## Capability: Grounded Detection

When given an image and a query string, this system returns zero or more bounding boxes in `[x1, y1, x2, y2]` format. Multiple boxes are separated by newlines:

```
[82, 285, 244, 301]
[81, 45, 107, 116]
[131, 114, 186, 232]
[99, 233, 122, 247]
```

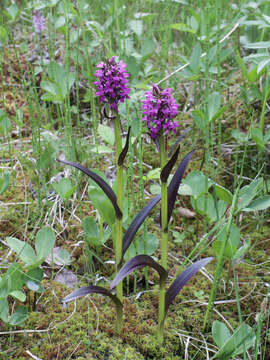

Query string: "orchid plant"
[59, 57, 213, 341]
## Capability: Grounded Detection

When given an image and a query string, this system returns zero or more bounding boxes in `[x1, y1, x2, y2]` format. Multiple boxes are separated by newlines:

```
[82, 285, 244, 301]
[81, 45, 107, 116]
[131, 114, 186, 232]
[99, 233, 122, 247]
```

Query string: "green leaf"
[35, 227, 56, 262]
[9, 306, 28, 326]
[232, 238, 250, 261]
[192, 193, 226, 223]
[212, 321, 231, 348]
[264, 128, 270, 142]
[5, 4, 20, 21]
[138, 233, 159, 255]
[208, 92, 221, 122]
[251, 127, 265, 150]
[10, 290, 26, 302]
[88, 186, 116, 226]
[244, 41, 270, 49]
[125, 233, 159, 260]
[0, 298, 9, 323]
[238, 178, 263, 211]
[52, 178, 76, 201]
[212, 223, 240, 259]
[0, 171, 10, 195]
[125, 56, 139, 77]
[0, 26, 8, 45]
[183, 171, 210, 199]
[54, 249, 71, 265]
[6, 237, 36, 266]
[144, 168, 161, 181]
[0, 110, 11, 136]
[0, 263, 24, 298]
[178, 184, 193, 196]
[257, 58, 270, 73]
[82, 217, 100, 247]
[169, 23, 195, 33]
[150, 183, 161, 195]
[189, 43, 202, 72]
[40, 80, 58, 96]
[213, 184, 233, 204]
[98, 124, 115, 145]
[243, 195, 270, 211]
[24, 268, 43, 288]
[192, 109, 206, 131]
[214, 323, 255, 359]
[141, 38, 155, 57]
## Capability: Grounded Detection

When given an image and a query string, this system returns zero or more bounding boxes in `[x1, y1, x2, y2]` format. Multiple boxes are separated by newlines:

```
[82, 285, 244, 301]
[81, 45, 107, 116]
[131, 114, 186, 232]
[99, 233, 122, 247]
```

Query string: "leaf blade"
[165, 257, 213, 314]
[62, 285, 122, 318]
[121, 194, 161, 262]
[118, 126, 131, 166]
[111, 255, 167, 290]
[58, 159, 122, 219]
[167, 150, 194, 222]
[160, 146, 180, 183]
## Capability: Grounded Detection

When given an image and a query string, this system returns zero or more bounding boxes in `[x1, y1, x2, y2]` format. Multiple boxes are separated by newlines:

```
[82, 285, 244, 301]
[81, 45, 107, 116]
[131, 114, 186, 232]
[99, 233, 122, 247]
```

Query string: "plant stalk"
[158, 133, 168, 342]
[113, 116, 123, 332]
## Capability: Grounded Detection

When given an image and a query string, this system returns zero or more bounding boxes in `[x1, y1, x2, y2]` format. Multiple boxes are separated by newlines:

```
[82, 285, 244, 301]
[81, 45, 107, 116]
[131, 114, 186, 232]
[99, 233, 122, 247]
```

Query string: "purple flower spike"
[142, 85, 179, 140]
[33, 10, 45, 35]
[94, 57, 130, 113]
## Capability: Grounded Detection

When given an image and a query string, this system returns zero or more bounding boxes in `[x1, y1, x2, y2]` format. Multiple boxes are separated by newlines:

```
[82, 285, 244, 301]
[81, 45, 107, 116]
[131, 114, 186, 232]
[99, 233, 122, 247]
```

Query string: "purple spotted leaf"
[167, 150, 194, 222]
[62, 285, 122, 318]
[111, 255, 168, 290]
[160, 146, 180, 183]
[57, 159, 122, 219]
[165, 257, 213, 314]
[121, 194, 161, 263]
[118, 126, 131, 166]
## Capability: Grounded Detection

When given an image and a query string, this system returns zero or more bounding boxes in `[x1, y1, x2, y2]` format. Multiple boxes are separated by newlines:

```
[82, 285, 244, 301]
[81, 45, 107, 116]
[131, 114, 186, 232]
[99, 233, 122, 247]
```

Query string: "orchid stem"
[158, 133, 168, 342]
[113, 115, 123, 332]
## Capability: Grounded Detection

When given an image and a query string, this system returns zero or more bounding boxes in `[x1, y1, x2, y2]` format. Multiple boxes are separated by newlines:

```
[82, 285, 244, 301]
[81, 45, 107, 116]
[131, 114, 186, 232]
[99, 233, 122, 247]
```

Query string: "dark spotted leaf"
[118, 126, 131, 166]
[121, 194, 161, 262]
[57, 159, 122, 219]
[62, 285, 122, 318]
[165, 257, 213, 314]
[160, 146, 180, 183]
[111, 255, 167, 289]
[167, 150, 194, 222]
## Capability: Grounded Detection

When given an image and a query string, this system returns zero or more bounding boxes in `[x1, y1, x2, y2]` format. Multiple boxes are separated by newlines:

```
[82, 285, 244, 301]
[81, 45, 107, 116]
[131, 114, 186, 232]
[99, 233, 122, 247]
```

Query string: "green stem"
[158, 133, 168, 342]
[113, 116, 123, 332]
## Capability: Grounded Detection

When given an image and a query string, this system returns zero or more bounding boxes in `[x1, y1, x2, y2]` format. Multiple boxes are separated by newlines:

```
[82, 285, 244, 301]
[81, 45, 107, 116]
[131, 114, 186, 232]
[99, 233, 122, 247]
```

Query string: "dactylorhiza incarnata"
[94, 57, 130, 114]
[142, 84, 179, 141]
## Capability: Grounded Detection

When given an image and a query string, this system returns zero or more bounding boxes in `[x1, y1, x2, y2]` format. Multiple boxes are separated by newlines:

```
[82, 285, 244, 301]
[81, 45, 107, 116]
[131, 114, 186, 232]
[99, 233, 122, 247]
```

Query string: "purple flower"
[33, 10, 45, 35]
[142, 85, 179, 140]
[94, 57, 130, 113]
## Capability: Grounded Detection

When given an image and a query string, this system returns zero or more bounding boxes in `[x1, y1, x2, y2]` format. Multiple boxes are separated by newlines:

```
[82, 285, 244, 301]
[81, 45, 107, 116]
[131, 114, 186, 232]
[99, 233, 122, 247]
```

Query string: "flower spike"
[142, 85, 179, 140]
[94, 57, 130, 113]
